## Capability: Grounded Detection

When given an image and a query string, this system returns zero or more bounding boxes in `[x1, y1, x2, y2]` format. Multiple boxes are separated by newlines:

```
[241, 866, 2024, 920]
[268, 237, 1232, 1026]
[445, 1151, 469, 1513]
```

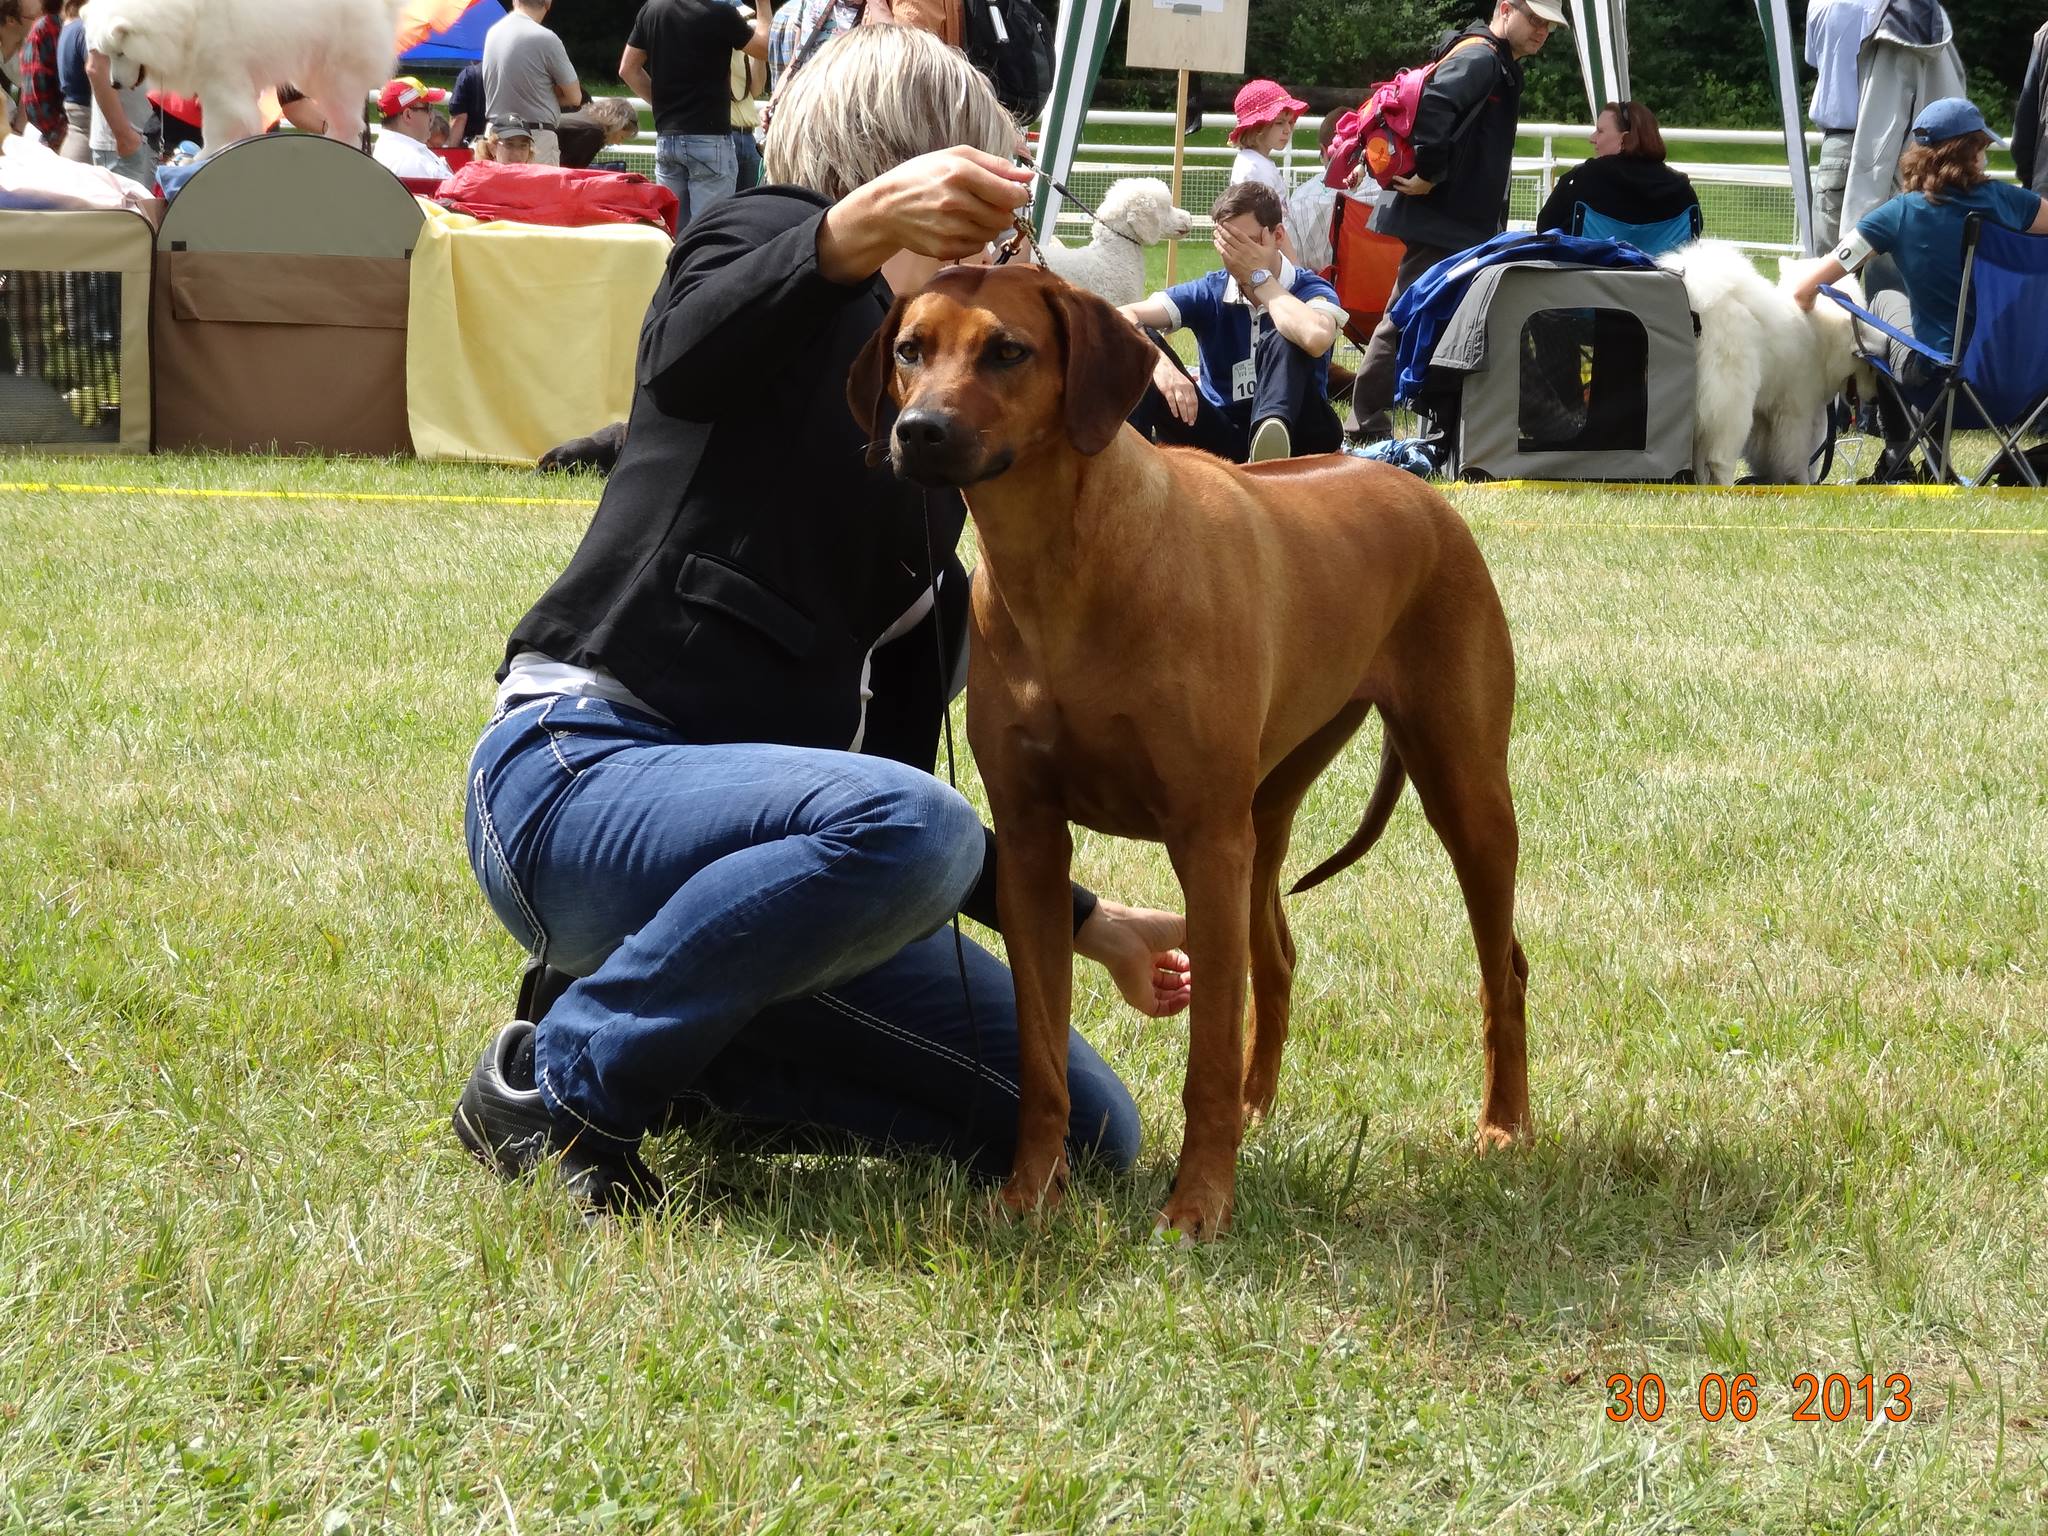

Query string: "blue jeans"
[655, 132, 738, 232]
[731, 127, 761, 191]
[464, 695, 1141, 1174]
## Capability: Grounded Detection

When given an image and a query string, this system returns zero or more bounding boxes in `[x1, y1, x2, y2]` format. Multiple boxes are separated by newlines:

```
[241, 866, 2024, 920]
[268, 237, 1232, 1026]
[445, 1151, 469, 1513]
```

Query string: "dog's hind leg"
[1244, 702, 1371, 1123]
[1379, 599, 1530, 1150]
[1391, 706, 1530, 1150]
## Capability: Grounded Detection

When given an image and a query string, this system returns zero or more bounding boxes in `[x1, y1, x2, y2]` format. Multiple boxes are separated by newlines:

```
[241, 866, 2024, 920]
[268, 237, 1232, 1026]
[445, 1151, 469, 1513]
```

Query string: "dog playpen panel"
[153, 136, 423, 454]
[0, 209, 156, 454]
[1426, 263, 1696, 482]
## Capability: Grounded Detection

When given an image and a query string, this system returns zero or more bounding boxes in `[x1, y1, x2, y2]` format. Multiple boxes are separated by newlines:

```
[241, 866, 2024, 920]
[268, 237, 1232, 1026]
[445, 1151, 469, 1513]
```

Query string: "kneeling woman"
[453, 27, 1192, 1213]
[1536, 98, 1701, 243]
[1793, 97, 2047, 480]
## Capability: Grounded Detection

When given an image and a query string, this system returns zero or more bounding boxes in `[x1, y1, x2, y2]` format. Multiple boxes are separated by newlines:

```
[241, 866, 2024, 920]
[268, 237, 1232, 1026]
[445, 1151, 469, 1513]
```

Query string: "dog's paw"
[1155, 1174, 1233, 1243]
[1241, 1080, 1279, 1128]
[998, 1156, 1068, 1224]
[1473, 1117, 1529, 1154]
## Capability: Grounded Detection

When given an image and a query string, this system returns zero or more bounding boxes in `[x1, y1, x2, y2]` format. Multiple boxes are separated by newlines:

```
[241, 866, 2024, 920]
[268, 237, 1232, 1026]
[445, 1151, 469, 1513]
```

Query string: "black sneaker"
[452, 1021, 665, 1216]
[1858, 447, 1930, 485]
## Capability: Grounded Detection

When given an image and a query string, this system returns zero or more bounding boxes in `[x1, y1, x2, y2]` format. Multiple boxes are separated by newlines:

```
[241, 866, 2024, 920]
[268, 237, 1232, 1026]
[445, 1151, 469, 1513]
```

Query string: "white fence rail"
[595, 107, 2002, 259]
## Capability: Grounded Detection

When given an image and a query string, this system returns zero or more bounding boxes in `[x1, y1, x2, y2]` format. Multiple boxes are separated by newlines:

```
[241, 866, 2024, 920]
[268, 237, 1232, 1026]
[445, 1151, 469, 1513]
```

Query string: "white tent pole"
[1567, 0, 1628, 119]
[1033, 0, 1124, 235]
[1757, 0, 1817, 255]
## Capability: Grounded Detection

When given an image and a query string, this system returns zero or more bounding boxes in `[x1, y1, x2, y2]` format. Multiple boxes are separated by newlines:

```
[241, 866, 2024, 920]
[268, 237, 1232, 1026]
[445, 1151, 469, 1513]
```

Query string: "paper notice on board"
[1156, 0, 1224, 12]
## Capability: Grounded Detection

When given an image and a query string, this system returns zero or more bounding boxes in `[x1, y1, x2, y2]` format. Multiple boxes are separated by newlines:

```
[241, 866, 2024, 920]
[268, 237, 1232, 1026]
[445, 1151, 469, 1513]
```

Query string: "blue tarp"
[399, 0, 503, 67]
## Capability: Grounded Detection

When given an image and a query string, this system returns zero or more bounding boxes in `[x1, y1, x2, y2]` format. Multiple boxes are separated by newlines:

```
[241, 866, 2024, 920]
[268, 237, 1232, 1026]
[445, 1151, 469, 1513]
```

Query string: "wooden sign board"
[1126, 0, 1250, 75]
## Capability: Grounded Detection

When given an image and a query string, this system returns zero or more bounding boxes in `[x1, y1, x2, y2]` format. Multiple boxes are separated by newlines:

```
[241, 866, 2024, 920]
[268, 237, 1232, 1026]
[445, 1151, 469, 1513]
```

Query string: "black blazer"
[505, 185, 961, 763]
[501, 185, 1089, 932]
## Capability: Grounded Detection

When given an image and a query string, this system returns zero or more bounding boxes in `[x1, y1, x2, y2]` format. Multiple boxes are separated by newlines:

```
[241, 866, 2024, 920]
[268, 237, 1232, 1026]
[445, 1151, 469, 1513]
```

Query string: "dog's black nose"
[895, 409, 956, 451]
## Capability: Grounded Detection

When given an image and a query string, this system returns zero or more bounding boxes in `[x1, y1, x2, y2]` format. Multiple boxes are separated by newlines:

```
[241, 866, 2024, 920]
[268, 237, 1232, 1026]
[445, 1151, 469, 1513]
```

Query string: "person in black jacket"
[2017, 21, 2048, 198]
[1351, 0, 1565, 438]
[1534, 99, 1702, 241]
[452, 25, 1191, 1216]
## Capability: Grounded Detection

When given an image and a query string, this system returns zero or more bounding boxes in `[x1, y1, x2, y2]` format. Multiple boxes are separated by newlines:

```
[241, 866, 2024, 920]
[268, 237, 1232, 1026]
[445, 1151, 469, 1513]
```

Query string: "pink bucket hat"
[1229, 79, 1308, 144]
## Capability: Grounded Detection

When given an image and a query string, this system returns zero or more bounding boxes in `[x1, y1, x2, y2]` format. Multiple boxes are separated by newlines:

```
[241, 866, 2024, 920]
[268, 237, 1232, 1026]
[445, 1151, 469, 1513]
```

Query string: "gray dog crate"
[1422, 262, 1697, 482]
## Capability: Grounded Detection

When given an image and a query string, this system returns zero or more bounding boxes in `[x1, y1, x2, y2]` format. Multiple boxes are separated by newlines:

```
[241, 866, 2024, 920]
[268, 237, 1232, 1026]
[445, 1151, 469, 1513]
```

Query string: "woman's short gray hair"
[765, 25, 1018, 202]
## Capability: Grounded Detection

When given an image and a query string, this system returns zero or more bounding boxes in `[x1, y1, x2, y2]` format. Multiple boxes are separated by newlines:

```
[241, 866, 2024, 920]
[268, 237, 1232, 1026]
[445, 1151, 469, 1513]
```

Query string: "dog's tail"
[1289, 730, 1406, 895]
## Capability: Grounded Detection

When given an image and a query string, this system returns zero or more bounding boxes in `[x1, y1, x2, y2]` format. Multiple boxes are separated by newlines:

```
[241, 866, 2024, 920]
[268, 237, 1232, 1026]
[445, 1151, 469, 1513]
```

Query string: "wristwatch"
[1247, 267, 1276, 293]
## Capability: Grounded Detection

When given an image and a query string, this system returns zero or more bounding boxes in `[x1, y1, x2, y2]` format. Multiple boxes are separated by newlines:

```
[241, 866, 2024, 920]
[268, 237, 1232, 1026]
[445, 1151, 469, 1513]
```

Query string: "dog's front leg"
[991, 809, 1076, 1222]
[1160, 814, 1256, 1240]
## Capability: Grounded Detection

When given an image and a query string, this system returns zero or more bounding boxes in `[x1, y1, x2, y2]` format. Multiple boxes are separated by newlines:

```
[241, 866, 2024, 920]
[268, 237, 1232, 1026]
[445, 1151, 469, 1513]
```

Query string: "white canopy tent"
[1031, 0, 1819, 255]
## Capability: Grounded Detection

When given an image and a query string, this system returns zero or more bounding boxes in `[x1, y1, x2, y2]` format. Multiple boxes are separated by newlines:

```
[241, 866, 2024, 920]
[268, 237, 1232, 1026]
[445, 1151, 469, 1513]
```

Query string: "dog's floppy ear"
[1048, 279, 1158, 456]
[847, 294, 912, 467]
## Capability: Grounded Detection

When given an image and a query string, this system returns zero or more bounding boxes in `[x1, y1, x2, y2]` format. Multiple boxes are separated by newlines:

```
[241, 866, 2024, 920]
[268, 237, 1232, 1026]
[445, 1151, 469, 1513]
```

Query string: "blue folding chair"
[1821, 213, 2048, 487]
[1570, 202, 1703, 258]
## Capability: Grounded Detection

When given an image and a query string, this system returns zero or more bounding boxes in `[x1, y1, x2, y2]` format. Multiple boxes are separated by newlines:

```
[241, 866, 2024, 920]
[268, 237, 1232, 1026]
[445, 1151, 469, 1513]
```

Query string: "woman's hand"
[819, 147, 1034, 284]
[1075, 899, 1192, 1018]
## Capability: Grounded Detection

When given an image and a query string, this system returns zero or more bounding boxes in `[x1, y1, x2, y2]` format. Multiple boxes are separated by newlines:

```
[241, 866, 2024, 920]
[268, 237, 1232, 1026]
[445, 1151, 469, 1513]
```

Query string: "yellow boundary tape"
[1472, 517, 2045, 537]
[0, 480, 598, 509]
[1456, 478, 2046, 498]
[2, 478, 2041, 537]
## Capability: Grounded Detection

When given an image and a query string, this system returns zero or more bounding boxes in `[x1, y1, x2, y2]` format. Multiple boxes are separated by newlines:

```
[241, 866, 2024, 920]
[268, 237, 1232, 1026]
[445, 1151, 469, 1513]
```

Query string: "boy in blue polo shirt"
[1119, 181, 1348, 463]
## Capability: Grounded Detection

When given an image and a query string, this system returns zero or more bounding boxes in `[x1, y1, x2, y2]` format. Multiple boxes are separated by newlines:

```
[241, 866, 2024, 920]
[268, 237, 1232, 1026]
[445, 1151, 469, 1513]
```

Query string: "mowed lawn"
[1, 454, 2043, 1533]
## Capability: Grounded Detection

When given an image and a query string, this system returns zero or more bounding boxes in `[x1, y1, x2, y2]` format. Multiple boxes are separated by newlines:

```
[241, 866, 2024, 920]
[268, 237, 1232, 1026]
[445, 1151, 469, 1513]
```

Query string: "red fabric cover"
[435, 162, 680, 237]
[1329, 201, 1404, 347]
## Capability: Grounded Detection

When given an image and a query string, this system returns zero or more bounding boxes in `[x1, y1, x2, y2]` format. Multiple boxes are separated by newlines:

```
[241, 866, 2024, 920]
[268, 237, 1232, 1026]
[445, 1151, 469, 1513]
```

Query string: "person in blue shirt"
[1119, 181, 1348, 463]
[55, 0, 92, 163]
[1793, 97, 2048, 481]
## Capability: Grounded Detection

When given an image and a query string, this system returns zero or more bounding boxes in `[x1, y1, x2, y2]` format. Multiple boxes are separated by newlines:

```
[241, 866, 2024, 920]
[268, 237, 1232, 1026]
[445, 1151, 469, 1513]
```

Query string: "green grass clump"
[0, 454, 2043, 1532]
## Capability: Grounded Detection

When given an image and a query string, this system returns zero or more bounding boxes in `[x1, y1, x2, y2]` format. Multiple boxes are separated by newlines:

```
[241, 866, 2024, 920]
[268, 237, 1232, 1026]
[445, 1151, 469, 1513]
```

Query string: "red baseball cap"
[376, 78, 447, 120]
[1229, 80, 1308, 144]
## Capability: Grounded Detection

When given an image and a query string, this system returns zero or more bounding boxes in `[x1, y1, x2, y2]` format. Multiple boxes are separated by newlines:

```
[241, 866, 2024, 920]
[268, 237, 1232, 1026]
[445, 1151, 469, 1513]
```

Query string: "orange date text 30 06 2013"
[1603, 1372, 1915, 1424]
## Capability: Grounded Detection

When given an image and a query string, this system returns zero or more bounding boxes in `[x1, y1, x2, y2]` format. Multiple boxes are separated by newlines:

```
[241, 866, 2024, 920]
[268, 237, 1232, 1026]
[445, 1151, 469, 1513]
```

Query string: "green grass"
[2, 453, 2046, 1532]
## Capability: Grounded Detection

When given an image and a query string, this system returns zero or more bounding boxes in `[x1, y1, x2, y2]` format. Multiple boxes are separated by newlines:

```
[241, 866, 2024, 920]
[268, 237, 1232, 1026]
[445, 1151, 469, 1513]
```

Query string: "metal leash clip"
[991, 214, 1037, 266]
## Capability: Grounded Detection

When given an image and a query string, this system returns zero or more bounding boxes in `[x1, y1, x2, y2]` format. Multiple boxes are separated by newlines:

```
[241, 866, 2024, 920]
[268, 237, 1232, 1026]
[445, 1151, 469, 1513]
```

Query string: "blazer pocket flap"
[676, 554, 815, 657]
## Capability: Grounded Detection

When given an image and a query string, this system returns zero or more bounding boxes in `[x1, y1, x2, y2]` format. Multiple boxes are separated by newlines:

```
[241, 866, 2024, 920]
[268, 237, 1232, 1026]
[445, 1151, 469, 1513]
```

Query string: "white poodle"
[1659, 240, 1872, 485]
[1037, 177, 1193, 310]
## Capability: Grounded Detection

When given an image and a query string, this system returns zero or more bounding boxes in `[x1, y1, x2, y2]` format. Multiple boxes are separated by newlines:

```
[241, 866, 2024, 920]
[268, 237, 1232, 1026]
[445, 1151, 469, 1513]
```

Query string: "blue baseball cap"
[1910, 97, 2004, 148]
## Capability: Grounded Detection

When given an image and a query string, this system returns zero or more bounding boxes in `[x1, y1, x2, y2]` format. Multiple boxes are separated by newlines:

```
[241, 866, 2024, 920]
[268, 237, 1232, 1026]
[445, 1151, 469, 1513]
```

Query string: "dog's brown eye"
[895, 339, 921, 365]
[993, 341, 1030, 366]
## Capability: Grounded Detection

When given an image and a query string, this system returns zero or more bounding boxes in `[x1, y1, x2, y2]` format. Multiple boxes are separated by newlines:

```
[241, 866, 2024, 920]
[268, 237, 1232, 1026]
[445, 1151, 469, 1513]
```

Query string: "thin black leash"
[1054, 179, 1145, 248]
[1002, 160, 1144, 257]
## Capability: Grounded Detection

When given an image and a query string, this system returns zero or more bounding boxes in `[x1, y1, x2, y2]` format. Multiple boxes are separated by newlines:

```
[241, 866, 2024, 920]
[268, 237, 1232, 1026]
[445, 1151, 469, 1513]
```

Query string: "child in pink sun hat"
[1228, 78, 1309, 199]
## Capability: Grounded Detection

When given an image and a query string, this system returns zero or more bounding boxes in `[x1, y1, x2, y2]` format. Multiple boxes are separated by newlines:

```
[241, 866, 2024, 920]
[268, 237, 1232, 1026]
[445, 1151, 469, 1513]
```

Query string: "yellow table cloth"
[406, 203, 671, 463]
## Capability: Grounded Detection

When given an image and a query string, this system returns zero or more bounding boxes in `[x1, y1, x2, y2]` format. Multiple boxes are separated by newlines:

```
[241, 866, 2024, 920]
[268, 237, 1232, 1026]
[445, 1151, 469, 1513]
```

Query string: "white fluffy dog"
[85, 0, 408, 156]
[1037, 178, 1194, 310]
[1659, 240, 1871, 485]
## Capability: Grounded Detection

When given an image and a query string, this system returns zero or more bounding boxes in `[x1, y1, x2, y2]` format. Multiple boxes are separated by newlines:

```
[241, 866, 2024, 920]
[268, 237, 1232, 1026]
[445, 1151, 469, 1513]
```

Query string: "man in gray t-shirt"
[482, 0, 583, 165]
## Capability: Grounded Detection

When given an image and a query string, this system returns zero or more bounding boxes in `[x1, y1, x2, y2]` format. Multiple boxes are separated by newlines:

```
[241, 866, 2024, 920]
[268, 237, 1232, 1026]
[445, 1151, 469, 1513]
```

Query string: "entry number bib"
[1231, 357, 1257, 403]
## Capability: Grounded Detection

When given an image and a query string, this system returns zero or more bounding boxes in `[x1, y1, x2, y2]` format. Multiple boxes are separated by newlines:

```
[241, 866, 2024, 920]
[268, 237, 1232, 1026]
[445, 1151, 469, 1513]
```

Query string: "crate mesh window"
[1, 269, 124, 446]
[1516, 306, 1648, 453]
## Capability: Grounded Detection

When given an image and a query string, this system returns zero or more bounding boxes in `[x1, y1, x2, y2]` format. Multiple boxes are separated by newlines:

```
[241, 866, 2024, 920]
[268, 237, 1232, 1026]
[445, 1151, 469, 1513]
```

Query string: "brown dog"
[849, 264, 1529, 1239]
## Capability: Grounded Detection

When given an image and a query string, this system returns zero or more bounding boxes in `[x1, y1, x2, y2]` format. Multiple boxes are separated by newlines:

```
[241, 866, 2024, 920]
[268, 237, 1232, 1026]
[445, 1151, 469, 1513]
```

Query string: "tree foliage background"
[550, 0, 2041, 129]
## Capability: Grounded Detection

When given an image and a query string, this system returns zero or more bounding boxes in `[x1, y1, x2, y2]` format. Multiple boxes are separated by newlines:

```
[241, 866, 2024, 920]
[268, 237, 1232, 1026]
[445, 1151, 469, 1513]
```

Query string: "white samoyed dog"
[1658, 239, 1873, 486]
[85, 0, 409, 156]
